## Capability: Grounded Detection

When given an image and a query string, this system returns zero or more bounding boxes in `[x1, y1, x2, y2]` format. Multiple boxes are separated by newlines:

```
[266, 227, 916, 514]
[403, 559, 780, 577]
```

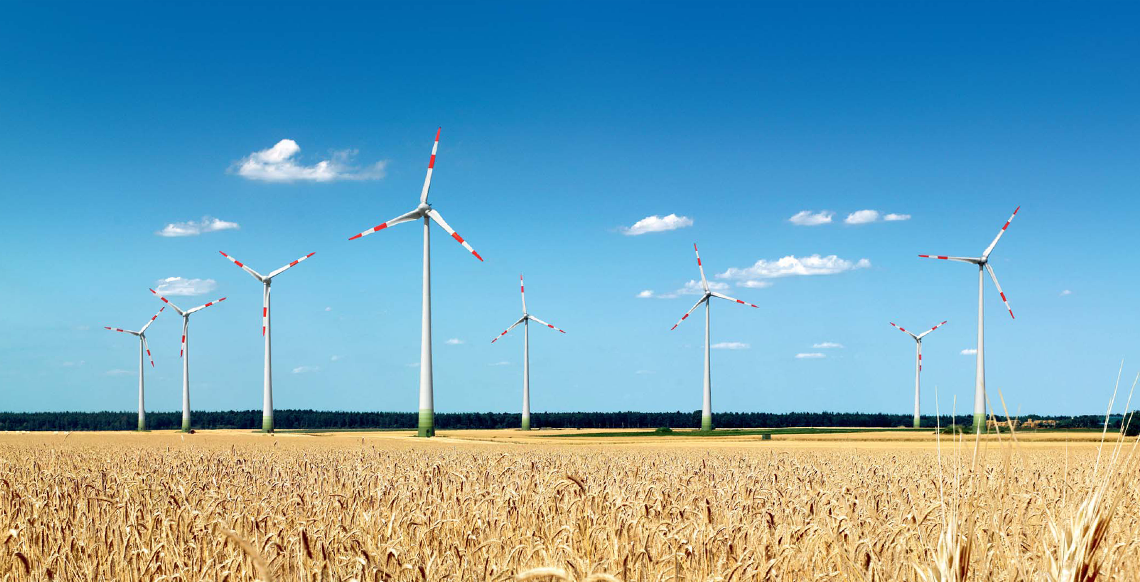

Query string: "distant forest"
[0, 410, 1133, 432]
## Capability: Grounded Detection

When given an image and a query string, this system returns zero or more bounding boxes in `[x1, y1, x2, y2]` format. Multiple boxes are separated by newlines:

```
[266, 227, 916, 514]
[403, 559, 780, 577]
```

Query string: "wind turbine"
[491, 275, 566, 430]
[669, 244, 759, 431]
[104, 304, 165, 431]
[919, 206, 1019, 432]
[348, 128, 483, 438]
[149, 288, 227, 432]
[889, 320, 947, 428]
[218, 250, 316, 432]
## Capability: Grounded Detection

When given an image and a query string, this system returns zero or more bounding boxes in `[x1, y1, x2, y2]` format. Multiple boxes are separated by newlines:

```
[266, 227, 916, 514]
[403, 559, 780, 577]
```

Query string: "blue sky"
[2, 2, 1138, 416]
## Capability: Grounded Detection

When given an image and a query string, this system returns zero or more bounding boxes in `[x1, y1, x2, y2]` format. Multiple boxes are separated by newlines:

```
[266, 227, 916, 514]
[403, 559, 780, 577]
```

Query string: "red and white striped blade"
[710, 291, 759, 309]
[889, 322, 918, 339]
[427, 209, 483, 261]
[187, 296, 227, 315]
[149, 288, 185, 316]
[670, 296, 707, 330]
[491, 316, 527, 343]
[982, 206, 1020, 260]
[519, 274, 527, 314]
[348, 209, 421, 241]
[139, 305, 166, 334]
[693, 243, 709, 292]
[143, 336, 155, 367]
[917, 254, 979, 263]
[420, 127, 440, 205]
[267, 252, 316, 279]
[528, 315, 565, 334]
[262, 287, 269, 336]
[104, 326, 136, 335]
[219, 251, 265, 281]
[985, 263, 1015, 319]
[916, 320, 948, 339]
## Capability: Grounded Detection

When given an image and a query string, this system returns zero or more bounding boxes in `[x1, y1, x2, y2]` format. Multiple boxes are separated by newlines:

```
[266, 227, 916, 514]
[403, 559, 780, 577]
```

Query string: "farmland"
[0, 429, 1136, 581]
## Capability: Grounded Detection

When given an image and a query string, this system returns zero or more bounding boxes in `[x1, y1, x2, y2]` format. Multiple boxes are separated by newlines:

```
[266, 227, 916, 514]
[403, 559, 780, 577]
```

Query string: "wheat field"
[0, 430, 1136, 581]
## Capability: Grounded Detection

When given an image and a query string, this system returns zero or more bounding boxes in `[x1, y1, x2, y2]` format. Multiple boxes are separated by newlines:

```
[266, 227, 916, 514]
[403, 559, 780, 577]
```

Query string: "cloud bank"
[233, 139, 387, 183]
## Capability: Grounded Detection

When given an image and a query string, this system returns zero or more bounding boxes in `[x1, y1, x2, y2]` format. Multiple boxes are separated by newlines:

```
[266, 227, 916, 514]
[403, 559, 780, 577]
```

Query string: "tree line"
[0, 410, 1132, 432]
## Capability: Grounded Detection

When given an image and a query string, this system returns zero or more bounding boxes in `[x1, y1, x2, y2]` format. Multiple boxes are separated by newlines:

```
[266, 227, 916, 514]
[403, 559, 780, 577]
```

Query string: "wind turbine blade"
[491, 316, 527, 343]
[981, 206, 1021, 260]
[917, 255, 979, 264]
[889, 322, 919, 340]
[104, 326, 137, 335]
[143, 336, 155, 367]
[420, 127, 440, 205]
[186, 296, 227, 315]
[348, 209, 422, 241]
[985, 263, 1015, 319]
[267, 252, 316, 279]
[149, 289, 186, 316]
[139, 305, 166, 334]
[693, 244, 709, 292]
[427, 209, 483, 261]
[219, 252, 266, 281]
[519, 274, 527, 314]
[710, 291, 759, 308]
[670, 296, 708, 330]
[527, 315, 566, 334]
[916, 320, 948, 339]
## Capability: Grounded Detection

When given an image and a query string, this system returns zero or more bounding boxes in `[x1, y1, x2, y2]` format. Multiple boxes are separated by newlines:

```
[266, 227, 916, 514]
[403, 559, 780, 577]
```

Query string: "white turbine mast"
[918, 205, 1019, 432]
[348, 128, 483, 438]
[218, 250, 316, 432]
[491, 274, 566, 431]
[669, 243, 759, 431]
[889, 320, 947, 428]
[149, 288, 227, 432]
[104, 304, 165, 431]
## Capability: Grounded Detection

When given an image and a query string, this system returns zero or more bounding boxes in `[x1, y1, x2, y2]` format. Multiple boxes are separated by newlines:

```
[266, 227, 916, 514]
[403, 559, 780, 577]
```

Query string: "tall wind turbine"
[919, 206, 1019, 432]
[104, 304, 165, 431]
[889, 320, 947, 428]
[149, 288, 227, 432]
[348, 128, 483, 438]
[669, 244, 759, 431]
[491, 275, 566, 430]
[218, 250, 316, 432]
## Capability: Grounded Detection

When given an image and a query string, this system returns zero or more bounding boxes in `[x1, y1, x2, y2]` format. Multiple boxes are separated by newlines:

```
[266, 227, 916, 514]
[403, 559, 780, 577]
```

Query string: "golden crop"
[0, 430, 1136, 581]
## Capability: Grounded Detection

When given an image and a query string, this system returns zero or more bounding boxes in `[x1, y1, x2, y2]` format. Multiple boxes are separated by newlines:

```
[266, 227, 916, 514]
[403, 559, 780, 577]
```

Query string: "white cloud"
[489, 361, 510, 366]
[292, 366, 319, 374]
[330, 355, 342, 362]
[795, 353, 826, 359]
[711, 342, 749, 350]
[153, 277, 218, 296]
[621, 214, 693, 236]
[156, 216, 240, 237]
[635, 370, 655, 375]
[105, 369, 134, 376]
[717, 255, 871, 281]
[1060, 289, 1072, 296]
[639, 280, 729, 299]
[844, 210, 880, 224]
[445, 338, 464, 345]
[324, 307, 332, 312]
[738, 280, 772, 289]
[961, 349, 978, 355]
[789, 210, 834, 226]
[232, 139, 387, 183]
[883, 213, 911, 221]
[813, 342, 844, 349]
[406, 362, 420, 368]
